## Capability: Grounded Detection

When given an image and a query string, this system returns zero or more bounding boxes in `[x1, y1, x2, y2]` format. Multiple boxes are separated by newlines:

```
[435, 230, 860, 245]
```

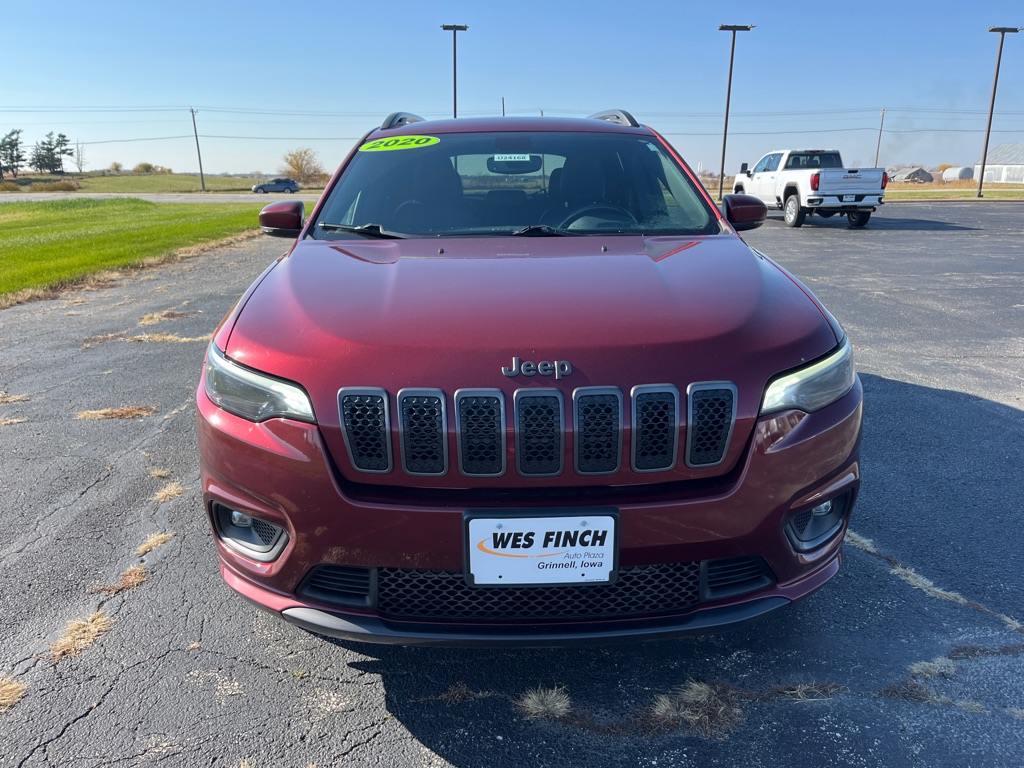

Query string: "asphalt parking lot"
[1, 202, 1022, 767]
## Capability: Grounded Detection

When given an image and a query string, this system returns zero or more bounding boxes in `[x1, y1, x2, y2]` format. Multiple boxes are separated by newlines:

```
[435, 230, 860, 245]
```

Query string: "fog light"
[785, 493, 849, 552]
[810, 500, 833, 517]
[212, 502, 288, 562]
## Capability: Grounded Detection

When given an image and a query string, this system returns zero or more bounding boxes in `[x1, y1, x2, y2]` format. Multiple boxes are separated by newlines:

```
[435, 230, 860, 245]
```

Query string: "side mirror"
[259, 200, 305, 238]
[739, 162, 750, 176]
[722, 194, 766, 232]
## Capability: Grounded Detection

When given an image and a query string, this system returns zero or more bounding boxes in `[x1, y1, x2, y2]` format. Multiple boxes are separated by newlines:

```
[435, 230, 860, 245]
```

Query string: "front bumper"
[197, 378, 862, 645]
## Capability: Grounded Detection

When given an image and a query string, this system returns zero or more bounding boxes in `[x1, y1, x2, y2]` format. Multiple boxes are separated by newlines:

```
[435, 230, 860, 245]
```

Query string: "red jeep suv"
[197, 110, 862, 645]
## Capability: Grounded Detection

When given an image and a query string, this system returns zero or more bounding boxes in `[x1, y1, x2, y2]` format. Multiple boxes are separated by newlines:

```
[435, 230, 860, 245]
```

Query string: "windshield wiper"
[317, 222, 406, 239]
[510, 224, 576, 237]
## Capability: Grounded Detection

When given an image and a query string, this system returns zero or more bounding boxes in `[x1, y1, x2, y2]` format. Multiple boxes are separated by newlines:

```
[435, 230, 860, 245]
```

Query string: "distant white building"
[974, 143, 1024, 184]
[942, 166, 973, 182]
[889, 167, 933, 183]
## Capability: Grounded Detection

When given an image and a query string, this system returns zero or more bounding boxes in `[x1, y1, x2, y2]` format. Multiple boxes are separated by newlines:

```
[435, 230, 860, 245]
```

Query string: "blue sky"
[4, 0, 1023, 175]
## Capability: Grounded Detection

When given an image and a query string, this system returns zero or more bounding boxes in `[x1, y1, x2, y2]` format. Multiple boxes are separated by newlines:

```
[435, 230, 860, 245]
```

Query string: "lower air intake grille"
[704, 556, 772, 599]
[298, 565, 374, 608]
[377, 562, 701, 621]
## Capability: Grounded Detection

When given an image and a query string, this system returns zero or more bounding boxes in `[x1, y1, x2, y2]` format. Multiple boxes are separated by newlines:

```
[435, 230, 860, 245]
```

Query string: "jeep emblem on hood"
[502, 356, 573, 380]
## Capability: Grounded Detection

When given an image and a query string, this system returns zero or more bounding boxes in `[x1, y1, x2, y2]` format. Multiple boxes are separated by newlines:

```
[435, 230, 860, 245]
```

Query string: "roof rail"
[587, 109, 639, 128]
[380, 112, 426, 130]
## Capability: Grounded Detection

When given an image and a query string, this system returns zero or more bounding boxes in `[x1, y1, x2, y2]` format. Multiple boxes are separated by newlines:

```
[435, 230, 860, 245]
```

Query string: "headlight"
[204, 343, 315, 423]
[760, 339, 856, 415]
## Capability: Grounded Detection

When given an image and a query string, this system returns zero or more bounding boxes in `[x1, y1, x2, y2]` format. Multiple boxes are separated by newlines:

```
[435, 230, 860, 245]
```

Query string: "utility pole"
[978, 27, 1022, 197]
[190, 108, 206, 192]
[440, 24, 468, 119]
[874, 108, 886, 167]
[718, 24, 754, 201]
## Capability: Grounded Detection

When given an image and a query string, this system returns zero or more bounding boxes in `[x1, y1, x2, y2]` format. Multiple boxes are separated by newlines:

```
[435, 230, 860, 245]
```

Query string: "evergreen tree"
[0, 129, 26, 179]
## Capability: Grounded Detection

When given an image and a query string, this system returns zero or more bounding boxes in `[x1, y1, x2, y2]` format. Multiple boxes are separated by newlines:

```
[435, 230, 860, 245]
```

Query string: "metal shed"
[941, 167, 974, 182]
[974, 143, 1024, 184]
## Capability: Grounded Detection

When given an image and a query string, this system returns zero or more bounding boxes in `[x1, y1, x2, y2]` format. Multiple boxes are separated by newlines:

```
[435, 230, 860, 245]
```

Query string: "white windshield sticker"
[493, 153, 531, 162]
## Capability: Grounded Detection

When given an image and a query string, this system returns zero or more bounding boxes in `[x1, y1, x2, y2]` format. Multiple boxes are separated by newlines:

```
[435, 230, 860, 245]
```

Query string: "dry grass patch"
[47, 612, 113, 661]
[137, 532, 174, 555]
[844, 530, 877, 554]
[651, 681, 746, 739]
[148, 467, 171, 479]
[0, 677, 28, 712]
[0, 418, 27, 427]
[891, 566, 970, 606]
[516, 685, 572, 721]
[139, 309, 200, 326]
[763, 682, 845, 702]
[417, 682, 495, 706]
[909, 658, 956, 679]
[1008, 707, 1024, 721]
[954, 700, 987, 714]
[0, 391, 30, 404]
[125, 332, 211, 343]
[151, 482, 184, 503]
[90, 565, 147, 596]
[76, 406, 158, 420]
[877, 678, 937, 704]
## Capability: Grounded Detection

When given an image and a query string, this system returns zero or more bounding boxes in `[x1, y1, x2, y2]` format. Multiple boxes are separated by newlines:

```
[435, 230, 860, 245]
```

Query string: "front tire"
[784, 195, 806, 227]
[847, 211, 871, 227]
[255, 188, 266, 194]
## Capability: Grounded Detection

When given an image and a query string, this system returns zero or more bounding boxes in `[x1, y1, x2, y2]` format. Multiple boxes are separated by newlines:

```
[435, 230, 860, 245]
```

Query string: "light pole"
[977, 26, 1022, 197]
[718, 24, 754, 200]
[441, 24, 468, 119]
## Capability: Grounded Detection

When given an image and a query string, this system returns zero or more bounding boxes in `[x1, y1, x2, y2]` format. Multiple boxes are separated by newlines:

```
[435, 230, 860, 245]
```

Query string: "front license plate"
[842, 194, 856, 202]
[466, 514, 617, 586]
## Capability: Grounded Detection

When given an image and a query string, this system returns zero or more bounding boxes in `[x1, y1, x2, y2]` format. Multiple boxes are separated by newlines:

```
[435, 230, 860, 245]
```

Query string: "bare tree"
[72, 141, 88, 173]
[280, 148, 327, 185]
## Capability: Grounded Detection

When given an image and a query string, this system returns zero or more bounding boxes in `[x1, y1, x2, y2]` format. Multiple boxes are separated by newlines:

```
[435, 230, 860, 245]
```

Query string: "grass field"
[0, 172, 325, 194]
[0, 198, 261, 299]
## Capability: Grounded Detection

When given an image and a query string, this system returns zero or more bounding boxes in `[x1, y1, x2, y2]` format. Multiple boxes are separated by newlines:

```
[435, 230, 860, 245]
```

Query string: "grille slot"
[298, 565, 374, 608]
[398, 389, 447, 475]
[514, 390, 563, 476]
[455, 390, 506, 476]
[574, 389, 623, 474]
[631, 386, 679, 472]
[687, 384, 737, 468]
[339, 388, 391, 473]
[703, 556, 772, 599]
[376, 562, 701, 621]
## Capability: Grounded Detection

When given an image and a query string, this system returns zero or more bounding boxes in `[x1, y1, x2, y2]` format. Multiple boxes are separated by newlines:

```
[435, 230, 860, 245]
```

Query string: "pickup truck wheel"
[734, 186, 744, 194]
[817, 210, 836, 219]
[783, 195, 806, 227]
[847, 211, 871, 227]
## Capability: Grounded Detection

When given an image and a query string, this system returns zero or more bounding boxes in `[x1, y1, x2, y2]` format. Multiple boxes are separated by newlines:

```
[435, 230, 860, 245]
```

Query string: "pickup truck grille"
[337, 383, 736, 478]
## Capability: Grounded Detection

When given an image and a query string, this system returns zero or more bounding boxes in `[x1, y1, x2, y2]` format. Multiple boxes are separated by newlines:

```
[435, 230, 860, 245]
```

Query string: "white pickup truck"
[733, 149, 887, 228]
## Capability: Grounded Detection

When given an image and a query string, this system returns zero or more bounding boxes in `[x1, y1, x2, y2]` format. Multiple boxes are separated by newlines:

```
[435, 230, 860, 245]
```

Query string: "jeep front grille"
[338, 383, 737, 478]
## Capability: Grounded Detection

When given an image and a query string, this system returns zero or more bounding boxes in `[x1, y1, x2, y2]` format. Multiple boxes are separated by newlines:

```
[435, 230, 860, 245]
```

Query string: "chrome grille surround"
[513, 389, 564, 477]
[573, 387, 624, 475]
[685, 382, 738, 468]
[338, 387, 392, 473]
[454, 389, 506, 477]
[397, 388, 448, 476]
[630, 384, 680, 473]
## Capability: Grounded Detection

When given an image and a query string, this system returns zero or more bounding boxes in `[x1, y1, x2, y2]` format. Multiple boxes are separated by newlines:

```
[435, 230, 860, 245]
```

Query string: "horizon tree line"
[1, 129, 88, 179]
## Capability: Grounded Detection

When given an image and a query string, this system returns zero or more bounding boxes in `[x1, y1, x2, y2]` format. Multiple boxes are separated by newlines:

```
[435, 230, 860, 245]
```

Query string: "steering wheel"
[558, 204, 638, 229]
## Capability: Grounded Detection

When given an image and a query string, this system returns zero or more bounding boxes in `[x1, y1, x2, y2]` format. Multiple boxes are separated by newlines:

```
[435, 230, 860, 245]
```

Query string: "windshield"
[313, 131, 718, 238]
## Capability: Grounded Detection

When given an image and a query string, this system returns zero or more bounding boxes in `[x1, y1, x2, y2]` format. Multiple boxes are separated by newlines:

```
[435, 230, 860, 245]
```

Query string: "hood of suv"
[224, 235, 837, 486]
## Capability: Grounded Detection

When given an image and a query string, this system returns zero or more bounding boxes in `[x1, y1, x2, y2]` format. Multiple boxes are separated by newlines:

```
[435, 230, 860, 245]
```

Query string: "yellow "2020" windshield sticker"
[359, 135, 440, 152]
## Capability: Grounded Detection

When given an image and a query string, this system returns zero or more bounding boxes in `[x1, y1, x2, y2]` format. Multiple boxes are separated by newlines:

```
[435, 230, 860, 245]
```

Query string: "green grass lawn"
[1, 172, 325, 194]
[0, 198, 261, 297]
